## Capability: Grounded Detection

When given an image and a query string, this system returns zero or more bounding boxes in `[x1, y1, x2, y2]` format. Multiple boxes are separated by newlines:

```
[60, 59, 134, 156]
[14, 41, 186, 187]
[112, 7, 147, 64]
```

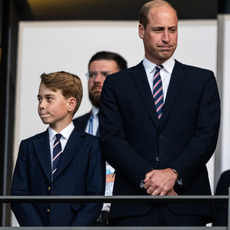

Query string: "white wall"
[216, 15, 230, 175]
[12, 20, 218, 225]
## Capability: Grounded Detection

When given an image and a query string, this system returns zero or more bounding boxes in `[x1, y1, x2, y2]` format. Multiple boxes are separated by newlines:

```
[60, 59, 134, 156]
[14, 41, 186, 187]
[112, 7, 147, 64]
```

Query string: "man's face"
[88, 59, 119, 108]
[139, 5, 178, 65]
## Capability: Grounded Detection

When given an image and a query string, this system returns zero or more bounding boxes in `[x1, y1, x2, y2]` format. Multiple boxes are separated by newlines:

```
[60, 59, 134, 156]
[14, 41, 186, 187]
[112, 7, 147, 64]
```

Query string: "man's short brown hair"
[139, 0, 177, 29]
[40, 71, 83, 116]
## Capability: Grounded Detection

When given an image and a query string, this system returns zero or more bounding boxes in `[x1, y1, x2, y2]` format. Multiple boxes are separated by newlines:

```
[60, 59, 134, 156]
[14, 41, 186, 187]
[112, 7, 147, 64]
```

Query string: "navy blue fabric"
[99, 60, 220, 225]
[11, 127, 105, 226]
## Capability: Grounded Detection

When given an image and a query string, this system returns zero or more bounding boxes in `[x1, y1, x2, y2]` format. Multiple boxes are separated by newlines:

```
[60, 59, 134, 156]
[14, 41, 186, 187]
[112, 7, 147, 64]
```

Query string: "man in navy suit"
[73, 51, 127, 225]
[11, 71, 105, 226]
[99, 0, 220, 226]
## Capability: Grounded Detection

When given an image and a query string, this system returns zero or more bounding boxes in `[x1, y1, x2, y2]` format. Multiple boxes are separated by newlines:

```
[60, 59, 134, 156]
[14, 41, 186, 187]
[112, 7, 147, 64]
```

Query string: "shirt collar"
[91, 105, 99, 117]
[48, 122, 74, 141]
[143, 56, 175, 75]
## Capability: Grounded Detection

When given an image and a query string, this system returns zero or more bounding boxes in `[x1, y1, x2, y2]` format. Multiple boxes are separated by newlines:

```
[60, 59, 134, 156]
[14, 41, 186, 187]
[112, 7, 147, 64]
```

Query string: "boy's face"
[37, 83, 74, 131]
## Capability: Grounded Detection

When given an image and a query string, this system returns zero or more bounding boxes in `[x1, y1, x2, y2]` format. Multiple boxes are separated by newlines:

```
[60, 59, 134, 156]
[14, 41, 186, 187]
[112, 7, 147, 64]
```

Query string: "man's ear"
[139, 23, 145, 39]
[67, 97, 77, 112]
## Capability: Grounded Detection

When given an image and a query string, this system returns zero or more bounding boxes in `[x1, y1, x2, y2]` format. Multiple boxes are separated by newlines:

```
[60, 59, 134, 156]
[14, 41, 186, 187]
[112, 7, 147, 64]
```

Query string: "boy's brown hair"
[40, 71, 83, 116]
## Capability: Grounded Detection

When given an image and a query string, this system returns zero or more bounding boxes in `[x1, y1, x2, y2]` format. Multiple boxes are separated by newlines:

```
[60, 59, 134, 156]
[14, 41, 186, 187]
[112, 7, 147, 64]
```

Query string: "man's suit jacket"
[213, 170, 230, 226]
[73, 113, 90, 131]
[11, 127, 105, 226]
[99, 60, 220, 223]
[73, 113, 100, 137]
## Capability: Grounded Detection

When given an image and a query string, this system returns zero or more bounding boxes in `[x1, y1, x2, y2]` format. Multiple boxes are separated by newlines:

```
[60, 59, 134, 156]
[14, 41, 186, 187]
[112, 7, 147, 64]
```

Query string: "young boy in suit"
[11, 71, 105, 226]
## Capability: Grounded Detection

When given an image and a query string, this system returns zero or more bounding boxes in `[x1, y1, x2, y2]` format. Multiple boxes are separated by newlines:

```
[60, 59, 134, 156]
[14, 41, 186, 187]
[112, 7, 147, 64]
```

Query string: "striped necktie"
[153, 65, 164, 120]
[52, 133, 62, 174]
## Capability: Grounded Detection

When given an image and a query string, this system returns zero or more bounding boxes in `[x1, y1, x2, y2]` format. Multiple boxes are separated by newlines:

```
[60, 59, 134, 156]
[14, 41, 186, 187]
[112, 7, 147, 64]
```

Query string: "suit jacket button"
[159, 135, 163, 140]
[48, 187, 51, 191]
[47, 209, 50, 212]
[156, 157, 160, 162]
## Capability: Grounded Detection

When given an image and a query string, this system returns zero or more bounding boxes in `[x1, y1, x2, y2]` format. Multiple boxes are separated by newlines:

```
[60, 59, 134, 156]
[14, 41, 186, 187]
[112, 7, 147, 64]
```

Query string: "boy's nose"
[39, 101, 45, 109]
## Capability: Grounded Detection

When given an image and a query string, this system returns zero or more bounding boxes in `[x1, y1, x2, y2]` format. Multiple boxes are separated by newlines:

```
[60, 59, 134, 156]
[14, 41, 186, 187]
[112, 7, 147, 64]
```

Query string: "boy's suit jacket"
[99, 60, 220, 223]
[11, 127, 105, 226]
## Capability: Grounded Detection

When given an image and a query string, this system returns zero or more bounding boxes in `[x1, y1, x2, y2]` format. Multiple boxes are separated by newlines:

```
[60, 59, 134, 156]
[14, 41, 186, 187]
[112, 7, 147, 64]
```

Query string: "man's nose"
[94, 73, 104, 82]
[162, 30, 170, 42]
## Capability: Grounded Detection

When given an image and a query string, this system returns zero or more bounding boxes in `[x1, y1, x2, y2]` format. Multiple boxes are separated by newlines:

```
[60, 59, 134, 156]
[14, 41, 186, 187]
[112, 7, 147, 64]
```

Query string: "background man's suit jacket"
[99, 60, 220, 223]
[73, 113, 100, 137]
[73, 113, 90, 131]
[11, 127, 105, 226]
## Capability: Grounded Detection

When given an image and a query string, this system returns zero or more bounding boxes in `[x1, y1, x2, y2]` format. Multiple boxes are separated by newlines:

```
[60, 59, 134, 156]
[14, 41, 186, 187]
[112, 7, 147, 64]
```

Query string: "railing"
[1, 194, 230, 230]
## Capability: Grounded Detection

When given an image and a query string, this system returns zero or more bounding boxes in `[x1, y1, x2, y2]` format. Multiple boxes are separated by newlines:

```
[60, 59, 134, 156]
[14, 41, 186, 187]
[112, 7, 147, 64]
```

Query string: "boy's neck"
[49, 119, 73, 133]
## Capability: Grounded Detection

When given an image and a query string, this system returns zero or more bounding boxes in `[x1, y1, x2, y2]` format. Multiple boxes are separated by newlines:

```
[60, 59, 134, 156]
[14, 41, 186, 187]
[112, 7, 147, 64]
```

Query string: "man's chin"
[92, 91, 101, 96]
[89, 92, 100, 108]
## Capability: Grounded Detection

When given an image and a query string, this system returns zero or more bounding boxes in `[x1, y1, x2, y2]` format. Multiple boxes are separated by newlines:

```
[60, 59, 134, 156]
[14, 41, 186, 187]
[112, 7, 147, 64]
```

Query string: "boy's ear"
[67, 97, 77, 112]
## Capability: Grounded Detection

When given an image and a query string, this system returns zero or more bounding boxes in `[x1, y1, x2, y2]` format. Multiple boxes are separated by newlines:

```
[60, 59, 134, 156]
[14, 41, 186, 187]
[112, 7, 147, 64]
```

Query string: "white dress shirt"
[48, 122, 74, 171]
[85, 105, 99, 136]
[143, 56, 175, 101]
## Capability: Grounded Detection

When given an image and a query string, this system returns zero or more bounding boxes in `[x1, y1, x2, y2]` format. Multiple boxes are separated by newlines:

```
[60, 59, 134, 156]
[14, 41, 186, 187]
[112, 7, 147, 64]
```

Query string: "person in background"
[73, 51, 127, 225]
[212, 170, 230, 226]
[11, 71, 105, 226]
[99, 0, 220, 226]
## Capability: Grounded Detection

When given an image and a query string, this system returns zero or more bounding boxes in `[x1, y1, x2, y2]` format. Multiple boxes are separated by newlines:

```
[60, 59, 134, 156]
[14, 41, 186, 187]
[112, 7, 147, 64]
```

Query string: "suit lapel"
[33, 130, 52, 183]
[53, 127, 86, 181]
[132, 62, 160, 129]
[160, 60, 187, 128]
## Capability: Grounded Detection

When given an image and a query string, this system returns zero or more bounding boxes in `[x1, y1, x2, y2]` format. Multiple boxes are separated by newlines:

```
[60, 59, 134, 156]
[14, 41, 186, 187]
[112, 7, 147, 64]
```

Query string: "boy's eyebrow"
[37, 93, 55, 98]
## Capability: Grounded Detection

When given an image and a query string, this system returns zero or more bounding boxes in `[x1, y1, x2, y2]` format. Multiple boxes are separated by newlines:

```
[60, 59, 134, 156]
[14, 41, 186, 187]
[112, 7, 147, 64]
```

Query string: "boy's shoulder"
[21, 126, 99, 148]
[22, 129, 48, 143]
[71, 126, 100, 142]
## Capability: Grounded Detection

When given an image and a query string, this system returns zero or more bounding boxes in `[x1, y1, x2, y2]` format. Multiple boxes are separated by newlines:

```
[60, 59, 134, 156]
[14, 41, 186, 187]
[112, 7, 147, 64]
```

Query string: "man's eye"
[102, 73, 108, 77]
[89, 73, 96, 78]
[102, 72, 112, 77]
[153, 28, 161, 32]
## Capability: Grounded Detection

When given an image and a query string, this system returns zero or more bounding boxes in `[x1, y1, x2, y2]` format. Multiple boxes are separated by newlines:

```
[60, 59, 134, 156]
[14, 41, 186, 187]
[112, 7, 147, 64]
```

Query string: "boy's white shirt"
[48, 122, 74, 171]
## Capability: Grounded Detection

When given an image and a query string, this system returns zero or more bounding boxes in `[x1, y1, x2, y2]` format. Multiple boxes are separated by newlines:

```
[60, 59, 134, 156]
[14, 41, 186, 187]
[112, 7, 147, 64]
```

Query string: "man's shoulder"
[106, 61, 144, 80]
[220, 170, 230, 180]
[74, 112, 90, 121]
[73, 112, 90, 129]
[175, 60, 214, 74]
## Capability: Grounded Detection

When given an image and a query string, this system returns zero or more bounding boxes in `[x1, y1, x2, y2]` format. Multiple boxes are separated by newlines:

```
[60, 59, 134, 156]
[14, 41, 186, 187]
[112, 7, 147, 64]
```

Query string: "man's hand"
[166, 187, 178, 196]
[143, 168, 178, 196]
